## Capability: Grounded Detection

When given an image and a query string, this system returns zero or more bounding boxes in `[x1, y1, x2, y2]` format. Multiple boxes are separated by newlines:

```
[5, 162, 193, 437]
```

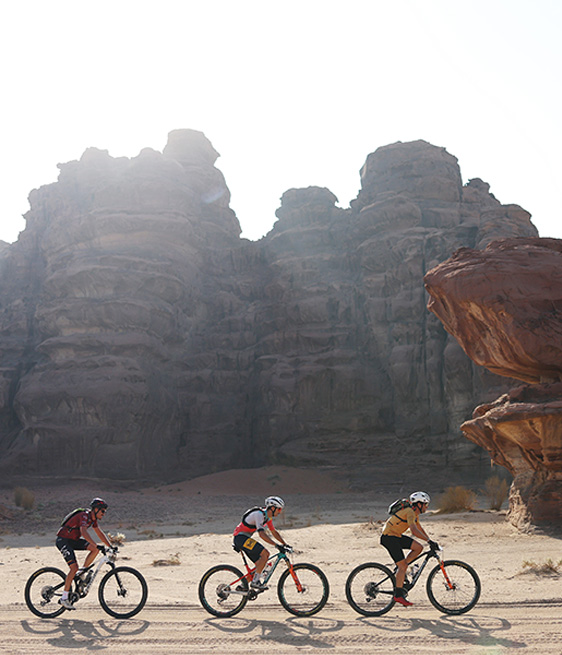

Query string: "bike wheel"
[345, 562, 396, 616]
[277, 563, 330, 617]
[98, 566, 148, 619]
[24, 567, 67, 618]
[198, 565, 249, 618]
[426, 560, 481, 615]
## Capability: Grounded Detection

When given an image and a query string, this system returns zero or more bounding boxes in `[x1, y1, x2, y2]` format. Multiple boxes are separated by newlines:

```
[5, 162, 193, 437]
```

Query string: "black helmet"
[90, 497, 108, 510]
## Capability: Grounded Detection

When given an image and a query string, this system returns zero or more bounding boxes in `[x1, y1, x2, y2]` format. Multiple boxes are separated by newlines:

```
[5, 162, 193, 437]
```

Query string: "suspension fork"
[286, 560, 304, 592]
[437, 559, 454, 590]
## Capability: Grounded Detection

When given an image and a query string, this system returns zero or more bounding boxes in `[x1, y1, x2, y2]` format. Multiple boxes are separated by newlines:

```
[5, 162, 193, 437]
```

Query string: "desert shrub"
[483, 476, 510, 510]
[521, 559, 562, 575]
[108, 532, 126, 546]
[152, 553, 181, 567]
[436, 486, 476, 513]
[14, 487, 35, 510]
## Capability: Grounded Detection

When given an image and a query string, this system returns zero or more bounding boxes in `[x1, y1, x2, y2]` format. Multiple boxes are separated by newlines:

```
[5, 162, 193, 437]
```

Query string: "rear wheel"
[24, 567, 67, 618]
[426, 560, 481, 615]
[198, 565, 249, 617]
[277, 563, 330, 616]
[98, 566, 148, 618]
[345, 562, 396, 616]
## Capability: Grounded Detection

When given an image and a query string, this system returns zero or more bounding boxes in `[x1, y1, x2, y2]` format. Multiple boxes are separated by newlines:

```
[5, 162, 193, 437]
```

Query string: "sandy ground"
[1, 466, 561, 654]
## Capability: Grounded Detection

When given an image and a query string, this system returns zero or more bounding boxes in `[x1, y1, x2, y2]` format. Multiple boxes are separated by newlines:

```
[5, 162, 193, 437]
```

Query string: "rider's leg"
[81, 543, 99, 569]
[252, 548, 270, 582]
[404, 539, 423, 565]
[394, 558, 408, 592]
[64, 561, 79, 592]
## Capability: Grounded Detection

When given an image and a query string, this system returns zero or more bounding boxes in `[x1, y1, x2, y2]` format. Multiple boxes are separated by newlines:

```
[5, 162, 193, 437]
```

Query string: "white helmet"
[410, 491, 430, 506]
[265, 495, 285, 510]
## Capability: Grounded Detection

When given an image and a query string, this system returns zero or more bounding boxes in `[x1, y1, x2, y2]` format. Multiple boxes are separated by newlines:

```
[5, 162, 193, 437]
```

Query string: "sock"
[62, 591, 69, 600]
[394, 588, 404, 598]
[252, 572, 261, 583]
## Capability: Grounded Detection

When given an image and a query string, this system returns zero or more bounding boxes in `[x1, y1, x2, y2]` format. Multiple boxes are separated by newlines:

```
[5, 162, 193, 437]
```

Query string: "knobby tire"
[345, 562, 396, 616]
[24, 567, 67, 618]
[98, 566, 148, 619]
[277, 563, 330, 616]
[198, 564, 249, 617]
[426, 559, 481, 615]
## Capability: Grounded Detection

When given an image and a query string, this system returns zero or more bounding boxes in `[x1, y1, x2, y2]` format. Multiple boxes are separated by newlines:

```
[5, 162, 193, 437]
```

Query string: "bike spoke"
[426, 560, 481, 615]
[98, 567, 148, 619]
[345, 563, 395, 616]
[24, 568, 67, 619]
[198, 565, 249, 618]
[277, 564, 329, 617]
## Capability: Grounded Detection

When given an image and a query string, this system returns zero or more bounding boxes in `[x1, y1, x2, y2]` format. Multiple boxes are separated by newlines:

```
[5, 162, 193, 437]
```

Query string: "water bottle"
[411, 563, 420, 578]
[263, 560, 273, 581]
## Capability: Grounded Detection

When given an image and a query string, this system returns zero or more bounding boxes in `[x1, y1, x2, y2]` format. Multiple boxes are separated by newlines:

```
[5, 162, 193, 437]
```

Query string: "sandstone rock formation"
[0, 134, 539, 486]
[425, 239, 562, 526]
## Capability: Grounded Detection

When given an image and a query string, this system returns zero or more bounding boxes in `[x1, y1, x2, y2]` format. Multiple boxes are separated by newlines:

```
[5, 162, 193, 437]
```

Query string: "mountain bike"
[24, 545, 148, 619]
[198, 544, 329, 618]
[345, 545, 481, 616]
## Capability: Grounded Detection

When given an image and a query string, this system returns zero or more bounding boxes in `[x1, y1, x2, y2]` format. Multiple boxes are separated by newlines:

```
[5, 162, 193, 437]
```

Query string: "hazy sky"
[2, 1, 561, 243]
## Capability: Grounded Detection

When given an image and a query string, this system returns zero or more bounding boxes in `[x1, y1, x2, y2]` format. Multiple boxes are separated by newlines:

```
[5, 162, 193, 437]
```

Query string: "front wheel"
[426, 560, 481, 615]
[198, 565, 249, 618]
[345, 562, 396, 616]
[98, 566, 148, 618]
[24, 567, 67, 618]
[277, 563, 329, 617]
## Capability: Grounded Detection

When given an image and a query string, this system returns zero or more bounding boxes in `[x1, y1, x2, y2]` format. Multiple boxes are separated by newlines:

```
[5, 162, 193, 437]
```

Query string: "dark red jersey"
[57, 508, 98, 540]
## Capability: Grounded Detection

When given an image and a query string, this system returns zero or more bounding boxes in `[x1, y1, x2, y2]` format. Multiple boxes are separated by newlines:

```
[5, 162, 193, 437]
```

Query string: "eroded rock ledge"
[425, 239, 562, 527]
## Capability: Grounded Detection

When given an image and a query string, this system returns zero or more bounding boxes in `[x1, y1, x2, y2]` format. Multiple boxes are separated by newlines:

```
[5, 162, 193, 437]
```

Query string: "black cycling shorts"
[380, 534, 414, 563]
[56, 536, 91, 565]
[233, 534, 265, 563]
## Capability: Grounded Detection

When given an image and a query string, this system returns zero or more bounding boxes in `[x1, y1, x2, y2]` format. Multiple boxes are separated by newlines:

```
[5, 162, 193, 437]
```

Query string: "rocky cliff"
[425, 239, 562, 526]
[0, 132, 539, 486]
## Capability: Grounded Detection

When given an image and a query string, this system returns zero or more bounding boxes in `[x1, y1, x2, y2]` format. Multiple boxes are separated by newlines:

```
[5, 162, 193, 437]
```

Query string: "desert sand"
[1, 466, 561, 654]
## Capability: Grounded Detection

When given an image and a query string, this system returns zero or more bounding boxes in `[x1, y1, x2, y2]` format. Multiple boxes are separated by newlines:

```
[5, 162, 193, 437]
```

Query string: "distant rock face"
[425, 239, 562, 526]
[0, 134, 539, 484]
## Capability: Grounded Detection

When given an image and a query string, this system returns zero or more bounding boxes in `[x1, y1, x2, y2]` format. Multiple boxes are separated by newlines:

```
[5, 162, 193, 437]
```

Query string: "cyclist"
[380, 491, 439, 607]
[55, 497, 113, 609]
[233, 495, 290, 589]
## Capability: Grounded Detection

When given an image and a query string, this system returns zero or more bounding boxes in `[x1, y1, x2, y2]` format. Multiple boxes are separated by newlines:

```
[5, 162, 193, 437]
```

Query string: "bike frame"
[394, 547, 454, 591]
[231, 549, 303, 595]
[72, 548, 117, 599]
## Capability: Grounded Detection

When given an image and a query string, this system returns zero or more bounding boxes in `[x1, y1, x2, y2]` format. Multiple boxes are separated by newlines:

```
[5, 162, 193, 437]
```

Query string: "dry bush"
[108, 532, 127, 546]
[521, 559, 562, 576]
[436, 486, 476, 513]
[483, 476, 510, 510]
[152, 553, 181, 567]
[14, 487, 35, 510]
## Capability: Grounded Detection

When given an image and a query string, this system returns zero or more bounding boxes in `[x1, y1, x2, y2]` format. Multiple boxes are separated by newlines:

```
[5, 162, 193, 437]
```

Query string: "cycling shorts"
[56, 536, 91, 565]
[380, 534, 414, 563]
[233, 533, 265, 563]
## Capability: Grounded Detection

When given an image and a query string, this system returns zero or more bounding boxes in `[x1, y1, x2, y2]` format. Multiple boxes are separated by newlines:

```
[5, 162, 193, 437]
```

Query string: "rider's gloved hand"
[110, 545, 119, 553]
[276, 544, 293, 553]
[428, 540, 440, 551]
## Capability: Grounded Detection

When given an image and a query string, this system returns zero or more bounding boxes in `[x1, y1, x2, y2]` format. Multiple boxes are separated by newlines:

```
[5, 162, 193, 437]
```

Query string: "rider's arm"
[406, 510, 431, 543]
[268, 525, 286, 546]
[93, 524, 112, 548]
[80, 525, 100, 549]
[410, 521, 430, 543]
[257, 528, 279, 547]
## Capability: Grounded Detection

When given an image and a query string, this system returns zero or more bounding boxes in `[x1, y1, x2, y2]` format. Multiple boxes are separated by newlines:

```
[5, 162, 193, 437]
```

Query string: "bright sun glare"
[1, 1, 561, 244]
